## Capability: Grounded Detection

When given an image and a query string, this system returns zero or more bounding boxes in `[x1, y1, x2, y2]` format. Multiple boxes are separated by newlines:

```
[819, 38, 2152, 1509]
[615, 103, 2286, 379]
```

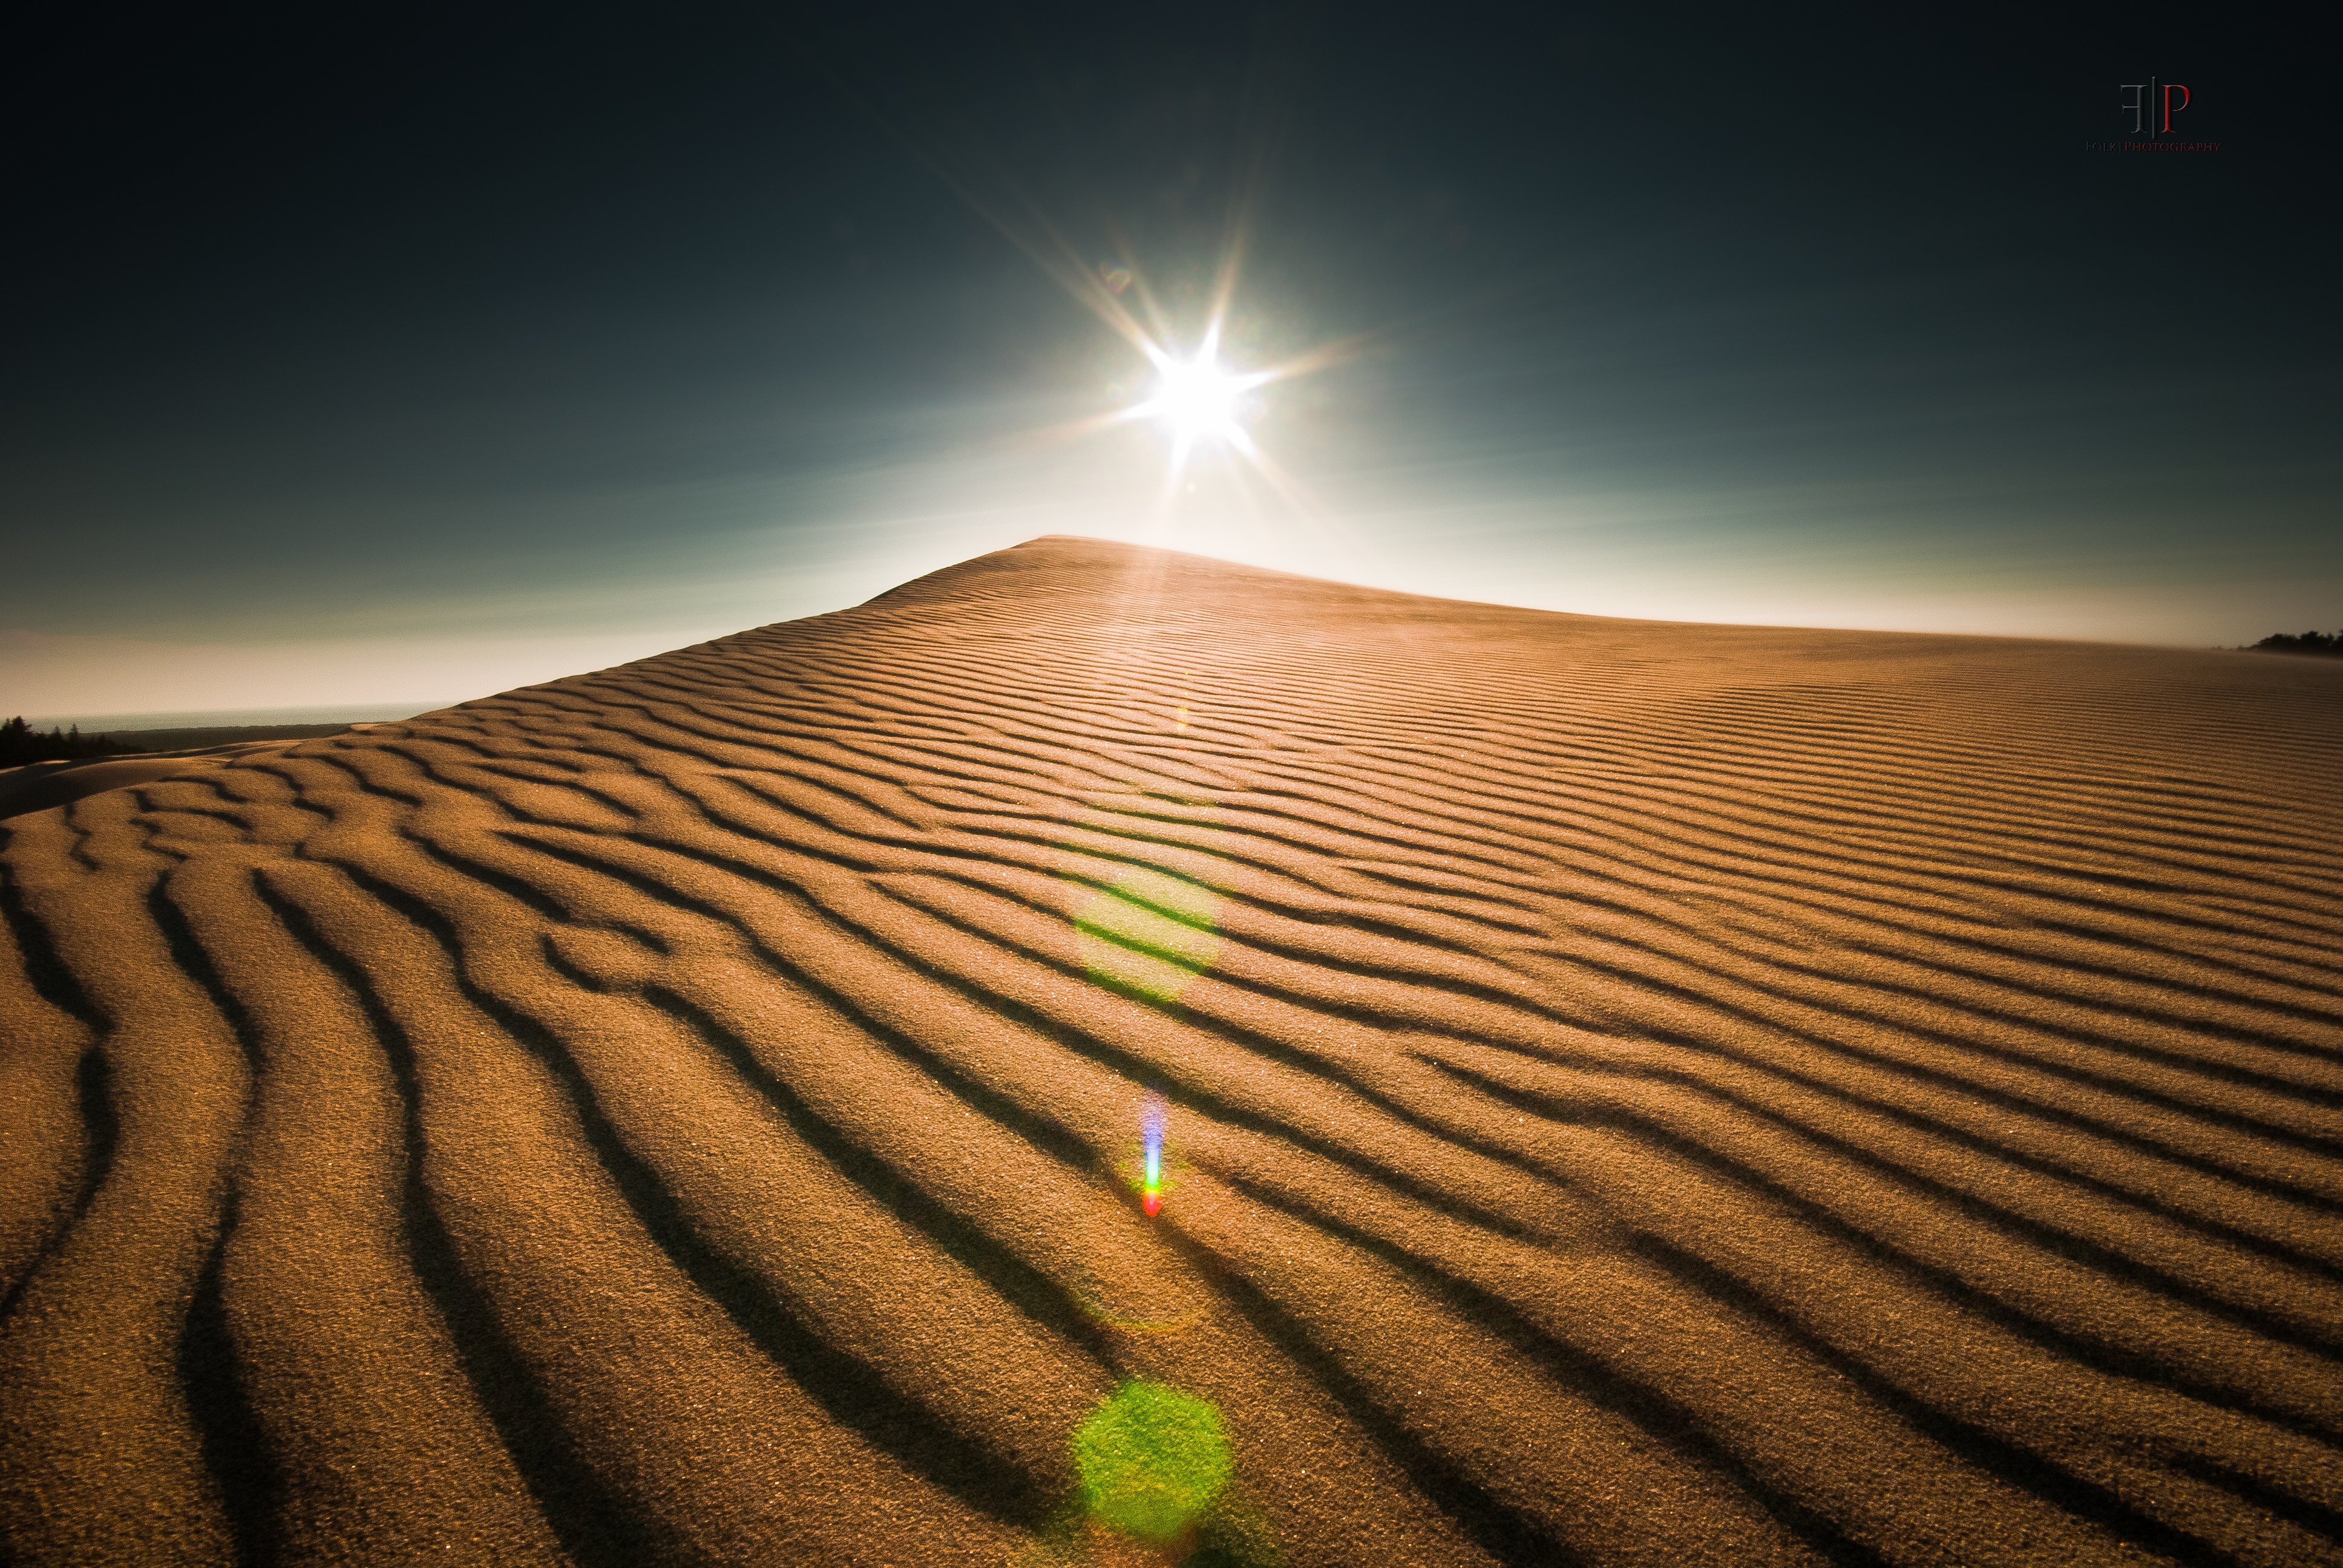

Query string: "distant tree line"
[0, 717, 126, 768]
[2248, 630, 2342, 657]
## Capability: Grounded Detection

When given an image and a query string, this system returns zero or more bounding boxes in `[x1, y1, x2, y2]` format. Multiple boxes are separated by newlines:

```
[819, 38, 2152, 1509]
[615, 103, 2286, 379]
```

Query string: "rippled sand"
[3, 537, 2339, 1567]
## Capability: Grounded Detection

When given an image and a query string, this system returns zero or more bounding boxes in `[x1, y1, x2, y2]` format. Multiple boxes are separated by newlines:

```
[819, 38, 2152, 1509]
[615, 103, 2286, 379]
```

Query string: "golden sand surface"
[0, 743, 312, 825]
[2, 537, 2339, 1567]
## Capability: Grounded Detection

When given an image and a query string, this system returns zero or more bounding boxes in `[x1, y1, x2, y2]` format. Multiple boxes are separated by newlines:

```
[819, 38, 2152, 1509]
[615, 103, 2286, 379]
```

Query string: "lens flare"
[1073, 1381, 1233, 1544]
[1142, 1097, 1165, 1216]
[1118, 328, 1276, 466]
[1070, 864, 1222, 1007]
[1148, 354, 1247, 443]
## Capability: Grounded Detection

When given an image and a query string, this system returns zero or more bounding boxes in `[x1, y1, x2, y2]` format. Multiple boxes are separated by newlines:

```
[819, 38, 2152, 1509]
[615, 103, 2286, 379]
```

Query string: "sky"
[4, 2, 2334, 723]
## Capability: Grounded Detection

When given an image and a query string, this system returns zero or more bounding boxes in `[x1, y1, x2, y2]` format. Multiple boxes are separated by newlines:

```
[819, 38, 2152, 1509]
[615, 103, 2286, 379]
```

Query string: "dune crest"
[3, 536, 2340, 1567]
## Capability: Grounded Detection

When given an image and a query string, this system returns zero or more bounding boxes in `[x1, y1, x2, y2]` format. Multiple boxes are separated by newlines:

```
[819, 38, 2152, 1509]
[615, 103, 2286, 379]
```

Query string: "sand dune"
[0, 742, 313, 825]
[2, 536, 2339, 1567]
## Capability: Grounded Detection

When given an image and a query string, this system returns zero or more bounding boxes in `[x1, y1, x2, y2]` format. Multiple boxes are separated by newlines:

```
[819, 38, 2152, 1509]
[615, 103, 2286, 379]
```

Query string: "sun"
[1126, 339, 1272, 451]
[1146, 353, 1249, 443]
[1067, 277, 1342, 503]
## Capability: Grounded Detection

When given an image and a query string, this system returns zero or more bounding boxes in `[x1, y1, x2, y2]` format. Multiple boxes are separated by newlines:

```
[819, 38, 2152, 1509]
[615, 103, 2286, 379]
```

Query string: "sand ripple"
[4, 538, 2340, 1566]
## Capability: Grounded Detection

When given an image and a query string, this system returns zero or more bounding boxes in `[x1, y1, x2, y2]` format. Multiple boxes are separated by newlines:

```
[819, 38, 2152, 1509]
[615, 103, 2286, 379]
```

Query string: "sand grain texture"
[2, 538, 2339, 1567]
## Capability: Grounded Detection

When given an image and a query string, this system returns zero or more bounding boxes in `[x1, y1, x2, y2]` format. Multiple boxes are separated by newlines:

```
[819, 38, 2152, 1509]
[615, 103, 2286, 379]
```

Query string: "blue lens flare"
[1142, 1096, 1165, 1215]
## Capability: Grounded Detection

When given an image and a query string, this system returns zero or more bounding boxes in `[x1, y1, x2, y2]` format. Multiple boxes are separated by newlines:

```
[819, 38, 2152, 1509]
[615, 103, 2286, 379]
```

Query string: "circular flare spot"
[1073, 1382, 1233, 1543]
[1072, 866, 1222, 1006]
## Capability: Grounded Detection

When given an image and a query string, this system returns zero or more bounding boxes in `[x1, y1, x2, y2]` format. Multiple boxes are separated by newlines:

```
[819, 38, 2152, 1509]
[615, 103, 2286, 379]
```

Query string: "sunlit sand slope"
[4, 536, 2340, 1568]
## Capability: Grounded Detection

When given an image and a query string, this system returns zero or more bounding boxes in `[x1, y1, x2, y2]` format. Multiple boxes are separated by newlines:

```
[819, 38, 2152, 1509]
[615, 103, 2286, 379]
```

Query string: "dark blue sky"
[5, 2, 2333, 719]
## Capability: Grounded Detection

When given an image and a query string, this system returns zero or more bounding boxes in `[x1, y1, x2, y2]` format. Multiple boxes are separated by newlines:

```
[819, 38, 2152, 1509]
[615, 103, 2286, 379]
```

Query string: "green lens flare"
[1072, 865, 1222, 1005]
[1072, 1381, 1233, 1542]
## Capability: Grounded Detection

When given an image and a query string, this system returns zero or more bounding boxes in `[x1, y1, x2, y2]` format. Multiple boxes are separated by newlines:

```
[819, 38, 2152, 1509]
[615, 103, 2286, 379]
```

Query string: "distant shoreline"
[16, 701, 451, 733]
[82, 721, 365, 752]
